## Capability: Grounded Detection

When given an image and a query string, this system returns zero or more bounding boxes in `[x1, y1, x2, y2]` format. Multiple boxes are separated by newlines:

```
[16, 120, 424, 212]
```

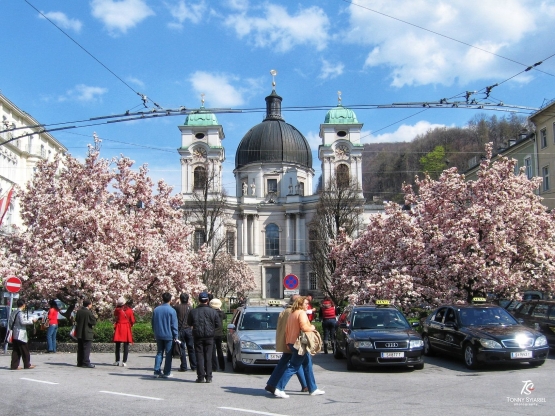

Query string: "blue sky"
[2, 0, 555, 196]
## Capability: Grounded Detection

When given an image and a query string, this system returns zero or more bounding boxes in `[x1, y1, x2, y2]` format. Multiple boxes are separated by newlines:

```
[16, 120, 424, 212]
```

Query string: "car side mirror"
[227, 324, 236, 331]
[412, 322, 420, 328]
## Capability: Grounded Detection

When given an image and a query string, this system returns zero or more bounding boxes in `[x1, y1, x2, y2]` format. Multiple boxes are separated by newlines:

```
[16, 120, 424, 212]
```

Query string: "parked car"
[333, 301, 424, 371]
[422, 299, 549, 369]
[510, 300, 555, 350]
[0, 305, 9, 342]
[226, 304, 284, 372]
[27, 299, 68, 323]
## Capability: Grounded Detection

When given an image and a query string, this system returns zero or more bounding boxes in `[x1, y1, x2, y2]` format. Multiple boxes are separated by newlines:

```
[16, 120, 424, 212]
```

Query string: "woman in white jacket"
[9, 298, 37, 370]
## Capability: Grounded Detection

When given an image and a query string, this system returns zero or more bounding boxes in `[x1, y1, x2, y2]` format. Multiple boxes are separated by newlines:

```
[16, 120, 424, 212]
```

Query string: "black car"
[422, 300, 549, 369]
[333, 302, 424, 370]
[0, 305, 10, 343]
[510, 300, 555, 349]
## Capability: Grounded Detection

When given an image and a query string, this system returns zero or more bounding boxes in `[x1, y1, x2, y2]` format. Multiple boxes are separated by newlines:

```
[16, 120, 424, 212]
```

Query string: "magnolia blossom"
[0, 140, 209, 316]
[331, 144, 555, 307]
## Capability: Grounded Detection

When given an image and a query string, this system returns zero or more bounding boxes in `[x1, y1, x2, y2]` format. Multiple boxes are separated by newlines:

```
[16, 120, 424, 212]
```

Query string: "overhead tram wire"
[23, 0, 161, 110]
[342, 0, 555, 78]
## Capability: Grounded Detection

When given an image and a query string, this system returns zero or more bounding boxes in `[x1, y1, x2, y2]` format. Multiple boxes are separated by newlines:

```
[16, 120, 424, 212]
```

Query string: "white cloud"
[346, 0, 543, 86]
[188, 71, 262, 107]
[41, 11, 83, 32]
[166, 0, 208, 29]
[319, 59, 344, 80]
[126, 76, 145, 88]
[362, 120, 448, 144]
[91, 0, 154, 35]
[305, 131, 321, 151]
[224, 0, 249, 12]
[225, 4, 330, 52]
[59, 84, 108, 103]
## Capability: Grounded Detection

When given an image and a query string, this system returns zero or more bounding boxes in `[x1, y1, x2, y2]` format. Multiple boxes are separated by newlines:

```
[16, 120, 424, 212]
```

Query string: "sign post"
[3, 276, 21, 353]
[283, 274, 299, 297]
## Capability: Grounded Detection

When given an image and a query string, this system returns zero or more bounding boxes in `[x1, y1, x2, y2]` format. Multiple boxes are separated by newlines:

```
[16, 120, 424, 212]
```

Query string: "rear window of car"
[239, 311, 280, 330]
[531, 304, 549, 318]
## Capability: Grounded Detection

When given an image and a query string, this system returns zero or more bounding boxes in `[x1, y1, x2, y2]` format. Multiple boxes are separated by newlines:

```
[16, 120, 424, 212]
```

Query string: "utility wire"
[342, 0, 555, 78]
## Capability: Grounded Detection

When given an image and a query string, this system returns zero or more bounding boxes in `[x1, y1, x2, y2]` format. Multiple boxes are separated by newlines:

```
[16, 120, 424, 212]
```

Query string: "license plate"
[511, 351, 533, 359]
[381, 352, 404, 358]
[266, 353, 282, 360]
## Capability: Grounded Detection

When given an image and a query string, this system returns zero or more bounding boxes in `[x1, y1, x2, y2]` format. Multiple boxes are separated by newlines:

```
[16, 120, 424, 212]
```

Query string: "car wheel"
[464, 343, 480, 370]
[346, 353, 355, 371]
[333, 340, 343, 359]
[423, 335, 435, 356]
[529, 359, 545, 367]
[226, 347, 232, 362]
[232, 350, 245, 373]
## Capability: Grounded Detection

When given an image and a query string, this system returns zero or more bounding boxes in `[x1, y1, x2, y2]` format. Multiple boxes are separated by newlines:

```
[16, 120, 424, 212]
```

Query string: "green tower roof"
[184, 106, 219, 126]
[324, 105, 358, 124]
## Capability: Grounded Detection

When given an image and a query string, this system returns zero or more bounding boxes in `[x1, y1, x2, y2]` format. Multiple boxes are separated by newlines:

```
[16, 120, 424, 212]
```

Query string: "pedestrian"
[173, 293, 197, 372]
[209, 298, 226, 372]
[152, 292, 178, 378]
[75, 299, 97, 368]
[113, 296, 135, 367]
[45, 299, 60, 353]
[320, 296, 337, 354]
[264, 294, 307, 395]
[9, 298, 38, 370]
[273, 296, 325, 398]
[305, 293, 317, 322]
[187, 292, 220, 383]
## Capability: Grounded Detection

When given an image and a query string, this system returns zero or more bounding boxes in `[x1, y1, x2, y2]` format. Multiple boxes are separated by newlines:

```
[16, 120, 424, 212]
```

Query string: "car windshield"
[239, 311, 280, 330]
[351, 310, 409, 329]
[459, 307, 518, 326]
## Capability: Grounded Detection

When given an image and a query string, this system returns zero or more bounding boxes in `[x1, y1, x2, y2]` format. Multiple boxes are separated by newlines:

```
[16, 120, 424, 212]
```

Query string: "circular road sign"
[283, 274, 299, 290]
[4, 276, 22, 293]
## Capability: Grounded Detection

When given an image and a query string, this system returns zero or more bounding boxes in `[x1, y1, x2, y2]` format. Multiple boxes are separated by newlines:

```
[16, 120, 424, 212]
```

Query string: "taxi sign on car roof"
[471, 297, 487, 303]
[267, 300, 282, 307]
[375, 300, 390, 305]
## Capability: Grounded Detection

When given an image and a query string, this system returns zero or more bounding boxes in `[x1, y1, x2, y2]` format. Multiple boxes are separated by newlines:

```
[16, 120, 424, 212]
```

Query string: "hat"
[199, 292, 209, 301]
[116, 297, 125, 306]
[210, 298, 222, 310]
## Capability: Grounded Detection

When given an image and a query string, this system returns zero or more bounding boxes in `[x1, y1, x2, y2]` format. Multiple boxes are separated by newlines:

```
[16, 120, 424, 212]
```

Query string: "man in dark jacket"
[173, 293, 197, 372]
[75, 299, 97, 368]
[152, 292, 178, 378]
[187, 292, 220, 383]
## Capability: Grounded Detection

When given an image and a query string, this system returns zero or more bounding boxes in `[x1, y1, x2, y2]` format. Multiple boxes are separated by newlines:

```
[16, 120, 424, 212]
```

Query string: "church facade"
[178, 86, 381, 300]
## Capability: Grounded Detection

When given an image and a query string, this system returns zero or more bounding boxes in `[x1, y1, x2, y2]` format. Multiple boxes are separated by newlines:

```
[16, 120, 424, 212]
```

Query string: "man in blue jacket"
[152, 292, 178, 378]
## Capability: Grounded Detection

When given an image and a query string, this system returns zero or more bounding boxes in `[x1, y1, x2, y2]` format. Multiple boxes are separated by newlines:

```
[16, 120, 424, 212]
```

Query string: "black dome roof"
[235, 91, 312, 170]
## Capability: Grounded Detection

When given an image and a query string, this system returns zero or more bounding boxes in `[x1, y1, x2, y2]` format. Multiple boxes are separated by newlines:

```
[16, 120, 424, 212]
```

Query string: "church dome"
[235, 90, 312, 170]
[324, 104, 358, 124]
[184, 106, 219, 126]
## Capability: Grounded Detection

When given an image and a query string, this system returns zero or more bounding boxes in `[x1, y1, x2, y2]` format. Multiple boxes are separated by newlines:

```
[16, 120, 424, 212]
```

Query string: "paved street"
[0, 350, 553, 416]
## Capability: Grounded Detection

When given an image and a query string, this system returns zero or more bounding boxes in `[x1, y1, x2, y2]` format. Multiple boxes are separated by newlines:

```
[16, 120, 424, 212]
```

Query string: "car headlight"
[409, 339, 424, 348]
[354, 341, 373, 348]
[240, 341, 261, 350]
[479, 338, 502, 349]
[534, 335, 548, 347]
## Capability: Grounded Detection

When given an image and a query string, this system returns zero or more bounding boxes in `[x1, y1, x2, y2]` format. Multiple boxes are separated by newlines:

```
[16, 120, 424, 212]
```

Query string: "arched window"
[265, 223, 279, 256]
[336, 164, 349, 188]
[194, 166, 207, 190]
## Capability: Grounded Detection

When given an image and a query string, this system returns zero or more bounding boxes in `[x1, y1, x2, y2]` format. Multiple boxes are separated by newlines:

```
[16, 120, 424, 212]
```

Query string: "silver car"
[226, 305, 284, 372]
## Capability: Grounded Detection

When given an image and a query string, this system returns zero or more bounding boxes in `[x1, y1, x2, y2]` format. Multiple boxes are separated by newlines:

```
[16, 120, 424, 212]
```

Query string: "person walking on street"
[273, 296, 325, 398]
[113, 296, 135, 367]
[173, 293, 197, 372]
[209, 298, 226, 372]
[75, 299, 97, 368]
[305, 293, 317, 322]
[45, 299, 60, 353]
[265, 295, 307, 395]
[320, 296, 337, 354]
[9, 298, 38, 370]
[187, 292, 220, 383]
[152, 292, 178, 378]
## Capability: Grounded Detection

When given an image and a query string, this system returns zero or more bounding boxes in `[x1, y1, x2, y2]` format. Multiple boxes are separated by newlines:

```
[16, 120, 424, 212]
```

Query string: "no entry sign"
[283, 274, 299, 290]
[4, 276, 22, 293]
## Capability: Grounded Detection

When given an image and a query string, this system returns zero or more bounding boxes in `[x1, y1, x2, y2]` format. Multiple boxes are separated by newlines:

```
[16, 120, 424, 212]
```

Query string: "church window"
[194, 229, 206, 251]
[308, 272, 318, 291]
[194, 166, 207, 189]
[267, 178, 277, 194]
[337, 130, 347, 137]
[336, 164, 349, 188]
[265, 223, 279, 256]
[226, 231, 235, 255]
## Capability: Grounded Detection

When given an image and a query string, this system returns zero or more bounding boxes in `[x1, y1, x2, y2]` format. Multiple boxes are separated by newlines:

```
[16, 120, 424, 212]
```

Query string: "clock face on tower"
[193, 147, 207, 159]
[335, 144, 350, 159]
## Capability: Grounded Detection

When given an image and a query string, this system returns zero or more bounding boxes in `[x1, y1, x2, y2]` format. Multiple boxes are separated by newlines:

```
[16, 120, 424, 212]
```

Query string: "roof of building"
[184, 105, 219, 126]
[324, 104, 359, 124]
[235, 90, 312, 170]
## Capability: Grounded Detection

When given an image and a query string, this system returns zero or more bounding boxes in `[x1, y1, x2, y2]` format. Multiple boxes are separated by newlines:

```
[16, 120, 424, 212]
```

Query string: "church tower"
[178, 95, 225, 194]
[318, 92, 364, 194]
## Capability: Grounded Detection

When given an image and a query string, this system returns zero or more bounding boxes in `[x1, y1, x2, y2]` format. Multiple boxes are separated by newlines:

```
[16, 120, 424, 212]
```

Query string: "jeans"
[178, 328, 197, 370]
[194, 337, 214, 380]
[322, 319, 337, 343]
[46, 324, 58, 352]
[212, 336, 225, 371]
[267, 352, 307, 389]
[275, 344, 317, 393]
[154, 339, 173, 376]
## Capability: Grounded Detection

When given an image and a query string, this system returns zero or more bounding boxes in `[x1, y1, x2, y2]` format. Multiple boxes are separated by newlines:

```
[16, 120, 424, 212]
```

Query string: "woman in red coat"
[113, 297, 135, 367]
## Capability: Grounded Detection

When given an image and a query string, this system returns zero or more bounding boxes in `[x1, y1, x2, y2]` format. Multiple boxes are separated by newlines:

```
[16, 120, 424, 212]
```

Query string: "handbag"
[69, 325, 77, 341]
[6, 329, 13, 343]
[40, 318, 50, 331]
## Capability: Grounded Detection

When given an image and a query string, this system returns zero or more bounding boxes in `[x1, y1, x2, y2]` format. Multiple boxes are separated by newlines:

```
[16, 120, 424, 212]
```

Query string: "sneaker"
[121, 362, 127, 367]
[113, 362, 120, 366]
[161, 373, 173, 378]
[265, 385, 276, 395]
[274, 389, 289, 399]
[153, 372, 162, 378]
[178, 368, 188, 372]
[310, 389, 325, 396]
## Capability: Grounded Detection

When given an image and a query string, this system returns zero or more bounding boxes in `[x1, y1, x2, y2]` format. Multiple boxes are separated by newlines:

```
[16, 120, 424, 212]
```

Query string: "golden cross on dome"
[270, 69, 277, 90]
